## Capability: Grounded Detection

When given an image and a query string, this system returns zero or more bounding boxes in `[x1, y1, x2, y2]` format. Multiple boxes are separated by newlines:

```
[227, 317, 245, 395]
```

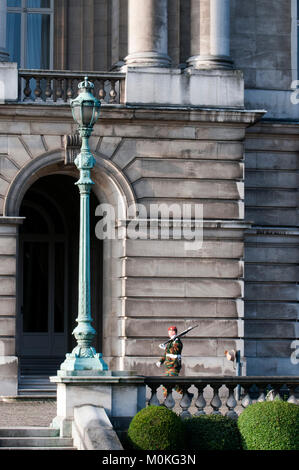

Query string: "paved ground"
[0, 392, 236, 429]
[0, 399, 57, 427]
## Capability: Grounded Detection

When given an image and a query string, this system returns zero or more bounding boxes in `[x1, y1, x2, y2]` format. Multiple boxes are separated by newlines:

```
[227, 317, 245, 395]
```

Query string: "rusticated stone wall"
[244, 121, 299, 375]
[0, 104, 259, 393]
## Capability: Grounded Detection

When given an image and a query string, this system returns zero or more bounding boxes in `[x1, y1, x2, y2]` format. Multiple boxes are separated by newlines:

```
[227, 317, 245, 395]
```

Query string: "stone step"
[0, 437, 74, 447]
[0, 447, 77, 450]
[18, 388, 56, 394]
[0, 427, 59, 437]
[8, 395, 56, 401]
[18, 375, 57, 397]
[19, 375, 55, 382]
[0, 427, 76, 450]
[19, 380, 56, 389]
[20, 357, 64, 376]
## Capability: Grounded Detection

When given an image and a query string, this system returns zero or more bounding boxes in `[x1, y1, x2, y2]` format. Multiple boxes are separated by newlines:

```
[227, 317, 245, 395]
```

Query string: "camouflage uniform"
[159, 337, 183, 396]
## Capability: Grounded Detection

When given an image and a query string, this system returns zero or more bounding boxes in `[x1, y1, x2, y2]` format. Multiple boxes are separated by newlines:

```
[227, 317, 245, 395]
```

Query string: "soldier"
[156, 326, 185, 398]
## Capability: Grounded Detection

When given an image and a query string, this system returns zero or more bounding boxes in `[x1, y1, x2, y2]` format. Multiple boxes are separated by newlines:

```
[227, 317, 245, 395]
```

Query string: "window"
[297, 0, 299, 78]
[6, 0, 54, 69]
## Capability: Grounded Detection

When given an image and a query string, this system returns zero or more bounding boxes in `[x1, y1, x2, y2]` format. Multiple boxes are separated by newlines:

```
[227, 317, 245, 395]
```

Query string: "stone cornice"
[246, 119, 299, 135]
[246, 227, 299, 237]
[117, 219, 253, 229]
[0, 102, 265, 126]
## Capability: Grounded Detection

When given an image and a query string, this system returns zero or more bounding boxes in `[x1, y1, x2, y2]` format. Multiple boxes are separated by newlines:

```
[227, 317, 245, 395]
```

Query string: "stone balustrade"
[18, 70, 125, 104]
[145, 377, 299, 420]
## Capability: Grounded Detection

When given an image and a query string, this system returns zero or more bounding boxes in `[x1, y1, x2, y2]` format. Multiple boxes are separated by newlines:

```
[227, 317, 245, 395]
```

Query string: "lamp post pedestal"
[50, 374, 146, 438]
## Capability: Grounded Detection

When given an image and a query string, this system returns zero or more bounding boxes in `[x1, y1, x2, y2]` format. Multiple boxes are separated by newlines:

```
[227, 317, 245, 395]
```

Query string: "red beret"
[168, 326, 177, 332]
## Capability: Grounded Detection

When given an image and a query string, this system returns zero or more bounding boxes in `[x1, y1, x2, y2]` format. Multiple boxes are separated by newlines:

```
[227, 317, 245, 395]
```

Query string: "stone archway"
[3, 149, 136, 219]
[2, 149, 136, 383]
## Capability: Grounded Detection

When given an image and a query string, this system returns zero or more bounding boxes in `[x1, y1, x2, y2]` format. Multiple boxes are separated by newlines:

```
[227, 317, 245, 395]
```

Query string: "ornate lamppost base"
[58, 348, 109, 377]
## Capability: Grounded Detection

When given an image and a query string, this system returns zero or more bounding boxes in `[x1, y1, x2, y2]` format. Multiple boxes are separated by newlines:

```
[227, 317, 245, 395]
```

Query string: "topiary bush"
[183, 414, 242, 450]
[127, 405, 185, 450]
[238, 401, 299, 450]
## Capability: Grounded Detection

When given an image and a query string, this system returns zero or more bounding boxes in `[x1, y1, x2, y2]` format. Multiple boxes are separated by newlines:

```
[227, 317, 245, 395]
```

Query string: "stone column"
[187, 0, 233, 69]
[125, 0, 171, 67]
[0, 0, 9, 61]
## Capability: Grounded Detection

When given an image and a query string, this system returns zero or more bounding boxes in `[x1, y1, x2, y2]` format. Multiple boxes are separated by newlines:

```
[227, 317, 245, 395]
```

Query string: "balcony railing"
[18, 69, 125, 104]
[145, 376, 299, 419]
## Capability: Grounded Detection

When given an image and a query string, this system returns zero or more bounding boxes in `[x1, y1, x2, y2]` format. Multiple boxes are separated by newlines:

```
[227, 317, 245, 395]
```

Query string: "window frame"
[7, 0, 54, 69]
[297, 0, 299, 79]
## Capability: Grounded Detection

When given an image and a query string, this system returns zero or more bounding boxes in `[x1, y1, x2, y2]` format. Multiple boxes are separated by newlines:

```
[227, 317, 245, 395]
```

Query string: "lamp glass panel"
[71, 104, 83, 126]
[82, 104, 95, 126]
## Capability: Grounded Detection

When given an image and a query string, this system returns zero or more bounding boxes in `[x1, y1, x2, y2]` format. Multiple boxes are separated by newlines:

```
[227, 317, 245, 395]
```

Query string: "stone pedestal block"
[0, 63, 18, 102]
[124, 67, 244, 108]
[50, 373, 146, 437]
[0, 356, 18, 396]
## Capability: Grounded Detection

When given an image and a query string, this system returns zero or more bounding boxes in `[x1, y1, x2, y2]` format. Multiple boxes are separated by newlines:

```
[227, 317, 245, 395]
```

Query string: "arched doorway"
[18, 174, 103, 375]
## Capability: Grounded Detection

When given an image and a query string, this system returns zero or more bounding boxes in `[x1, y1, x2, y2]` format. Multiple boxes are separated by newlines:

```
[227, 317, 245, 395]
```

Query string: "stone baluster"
[55, 78, 64, 102]
[34, 77, 42, 101]
[109, 80, 117, 104]
[66, 78, 73, 101]
[272, 384, 283, 401]
[210, 384, 222, 415]
[23, 78, 32, 101]
[163, 384, 175, 410]
[99, 80, 106, 103]
[45, 78, 53, 101]
[264, 385, 276, 401]
[194, 385, 206, 415]
[241, 385, 252, 409]
[257, 383, 267, 402]
[179, 387, 193, 419]
[287, 384, 297, 404]
[125, 0, 171, 67]
[225, 385, 238, 419]
[148, 384, 161, 406]
[280, 384, 291, 402]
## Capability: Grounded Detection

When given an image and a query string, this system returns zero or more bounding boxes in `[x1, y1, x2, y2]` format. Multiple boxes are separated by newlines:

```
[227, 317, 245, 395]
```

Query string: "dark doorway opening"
[18, 174, 103, 375]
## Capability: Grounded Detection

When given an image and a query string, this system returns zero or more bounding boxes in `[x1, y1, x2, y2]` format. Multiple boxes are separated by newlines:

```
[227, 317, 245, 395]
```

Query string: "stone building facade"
[0, 0, 298, 396]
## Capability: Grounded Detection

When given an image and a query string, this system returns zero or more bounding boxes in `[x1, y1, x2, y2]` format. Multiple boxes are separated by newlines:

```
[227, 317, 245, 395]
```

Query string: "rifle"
[159, 324, 198, 349]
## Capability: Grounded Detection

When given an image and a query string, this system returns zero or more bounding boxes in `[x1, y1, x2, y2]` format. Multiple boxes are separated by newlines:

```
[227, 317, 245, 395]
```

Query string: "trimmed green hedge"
[238, 401, 299, 450]
[183, 414, 242, 450]
[127, 405, 185, 450]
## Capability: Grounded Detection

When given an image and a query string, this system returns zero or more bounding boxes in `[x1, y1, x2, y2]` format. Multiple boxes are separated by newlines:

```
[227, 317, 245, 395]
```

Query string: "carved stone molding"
[64, 133, 81, 165]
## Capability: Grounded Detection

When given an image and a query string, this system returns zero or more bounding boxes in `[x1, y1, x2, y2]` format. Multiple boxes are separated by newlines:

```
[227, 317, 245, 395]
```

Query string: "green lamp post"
[59, 77, 108, 375]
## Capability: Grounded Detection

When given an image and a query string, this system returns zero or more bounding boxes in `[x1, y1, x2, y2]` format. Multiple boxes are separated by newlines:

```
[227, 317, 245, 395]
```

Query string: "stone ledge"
[124, 67, 246, 108]
[72, 405, 123, 450]
[50, 373, 145, 384]
[0, 102, 266, 126]
[117, 218, 253, 228]
[0, 217, 25, 225]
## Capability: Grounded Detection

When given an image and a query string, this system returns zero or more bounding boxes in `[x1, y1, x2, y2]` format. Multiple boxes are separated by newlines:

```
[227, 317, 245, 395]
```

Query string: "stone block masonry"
[0, 102, 269, 395]
[244, 121, 299, 376]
